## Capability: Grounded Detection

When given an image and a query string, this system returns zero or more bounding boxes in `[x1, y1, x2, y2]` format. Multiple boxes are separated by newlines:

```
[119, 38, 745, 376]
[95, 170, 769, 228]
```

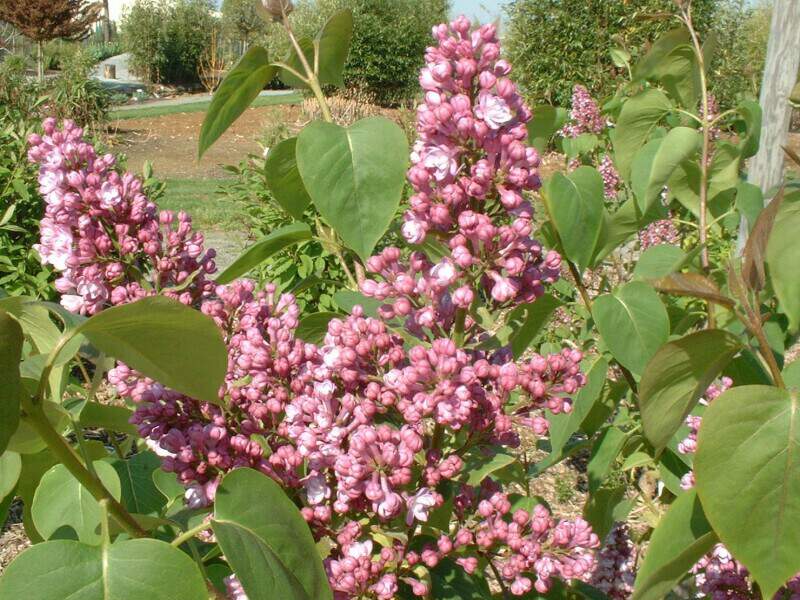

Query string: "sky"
[450, 0, 504, 23]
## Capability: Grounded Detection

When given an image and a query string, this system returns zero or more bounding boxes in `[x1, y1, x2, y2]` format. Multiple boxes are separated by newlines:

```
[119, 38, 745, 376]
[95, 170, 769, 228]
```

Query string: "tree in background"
[504, 0, 717, 106]
[222, 0, 268, 54]
[0, 0, 101, 80]
[708, 0, 772, 109]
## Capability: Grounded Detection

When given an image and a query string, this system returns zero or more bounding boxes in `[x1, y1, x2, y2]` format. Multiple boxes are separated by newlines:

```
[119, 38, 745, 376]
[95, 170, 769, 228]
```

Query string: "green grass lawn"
[111, 92, 302, 121]
[158, 178, 248, 233]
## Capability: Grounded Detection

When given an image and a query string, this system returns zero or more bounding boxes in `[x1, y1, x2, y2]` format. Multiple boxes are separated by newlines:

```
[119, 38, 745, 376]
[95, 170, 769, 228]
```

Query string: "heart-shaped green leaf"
[110, 451, 167, 515]
[0, 538, 207, 599]
[64, 297, 228, 404]
[297, 117, 408, 261]
[0, 310, 23, 453]
[0, 451, 21, 501]
[766, 195, 800, 332]
[613, 88, 672, 179]
[695, 385, 800, 598]
[215, 222, 312, 284]
[264, 138, 312, 219]
[32, 461, 121, 544]
[546, 166, 605, 271]
[526, 105, 568, 152]
[212, 468, 332, 600]
[639, 329, 741, 450]
[199, 46, 277, 157]
[295, 312, 342, 345]
[632, 489, 717, 600]
[631, 127, 699, 211]
[592, 281, 670, 376]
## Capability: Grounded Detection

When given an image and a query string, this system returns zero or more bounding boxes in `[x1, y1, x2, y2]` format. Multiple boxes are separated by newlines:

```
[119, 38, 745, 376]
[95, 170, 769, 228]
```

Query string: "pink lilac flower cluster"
[692, 545, 800, 600]
[598, 154, 620, 200]
[638, 214, 681, 250]
[589, 524, 637, 599]
[27, 118, 216, 314]
[30, 18, 600, 599]
[396, 16, 562, 313]
[561, 85, 605, 138]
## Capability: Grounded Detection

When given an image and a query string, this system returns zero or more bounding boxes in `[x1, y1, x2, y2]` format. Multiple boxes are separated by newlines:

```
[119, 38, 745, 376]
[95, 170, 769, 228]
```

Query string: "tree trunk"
[103, 0, 112, 43]
[747, 0, 800, 196]
[37, 39, 44, 82]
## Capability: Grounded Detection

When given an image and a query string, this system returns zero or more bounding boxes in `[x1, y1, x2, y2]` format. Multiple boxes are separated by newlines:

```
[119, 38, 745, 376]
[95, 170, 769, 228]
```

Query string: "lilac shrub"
[27, 18, 604, 598]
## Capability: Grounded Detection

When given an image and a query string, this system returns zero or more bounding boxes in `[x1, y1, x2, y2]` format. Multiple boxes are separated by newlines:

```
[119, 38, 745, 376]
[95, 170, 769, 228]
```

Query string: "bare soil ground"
[109, 104, 303, 179]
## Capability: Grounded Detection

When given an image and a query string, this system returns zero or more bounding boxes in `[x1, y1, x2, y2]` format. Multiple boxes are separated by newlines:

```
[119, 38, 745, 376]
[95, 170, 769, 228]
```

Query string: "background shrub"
[46, 48, 110, 131]
[504, 0, 718, 106]
[257, 0, 449, 105]
[0, 102, 53, 298]
[121, 0, 217, 84]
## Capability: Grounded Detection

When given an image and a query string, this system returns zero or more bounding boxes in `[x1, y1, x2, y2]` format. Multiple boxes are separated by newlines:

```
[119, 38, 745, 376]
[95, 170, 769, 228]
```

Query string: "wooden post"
[747, 0, 800, 196]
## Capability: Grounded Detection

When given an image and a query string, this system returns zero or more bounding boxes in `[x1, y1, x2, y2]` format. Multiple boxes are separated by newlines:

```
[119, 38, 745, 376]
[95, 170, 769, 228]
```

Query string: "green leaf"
[734, 181, 763, 233]
[78, 402, 137, 436]
[584, 485, 627, 541]
[0, 538, 208, 599]
[548, 357, 609, 456]
[592, 281, 670, 376]
[296, 117, 408, 261]
[545, 166, 605, 271]
[212, 468, 332, 600]
[632, 489, 717, 600]
[734, 100, 762, 159]
[630, 127, 699, 212]
[65, 297, 227, 405]
[561, 133, 599, 159]
[526, 105, 568, 152]
[507, 294, 563, 358]
[332, 290, 382, 317]
[461, 451, 518, 486]
[264, 138, 312, 219]
[587, 426, 627, 493]
[16, 449, 57, 542]
[632, 244, 688, 280]
[695, 386, 800, 598]
[0, 310, 23, 453]
[216, 222, 312, 284]
[32, 461, 121, 544]
[152, 469, 185, 503]
[279, 10, 353, 88]
[613, 88, 672, 179]
[634, 28, 699, 108]
[766, 196, 800, 332]
[0, 451, 21, 501]
[199, 46, 277, 157]
[430, 558, 491, 599]
[295, 312, 342, 345]
[638, 329, 742, 450]
[610, 47, 631, 68]
[110, 451, 167, 515]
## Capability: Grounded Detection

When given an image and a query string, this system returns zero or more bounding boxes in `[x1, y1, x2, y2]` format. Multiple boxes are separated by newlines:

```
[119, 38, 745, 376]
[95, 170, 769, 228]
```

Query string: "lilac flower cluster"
[397, 16, 561, 311]
[638, 214, 681, 250]
[589, 524, 637, 599]
[29, 17, 601, 599]
[28, 118, 216, 314]
[561, 85, 605, 138]
[598, 154, 620, 200]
